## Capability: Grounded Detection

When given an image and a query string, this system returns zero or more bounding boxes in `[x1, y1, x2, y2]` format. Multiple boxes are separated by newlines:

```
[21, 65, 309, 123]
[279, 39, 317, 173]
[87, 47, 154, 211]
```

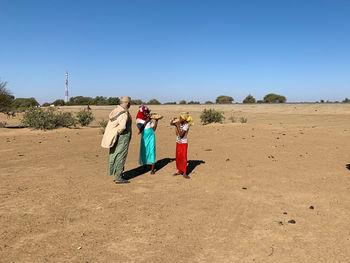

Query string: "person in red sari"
[171, 113, 194, 179]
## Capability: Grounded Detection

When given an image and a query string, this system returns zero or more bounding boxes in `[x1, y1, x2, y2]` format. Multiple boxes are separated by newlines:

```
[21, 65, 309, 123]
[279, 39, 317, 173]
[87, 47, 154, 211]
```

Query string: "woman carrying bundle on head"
[171, 113, 194, 179]
[136, 105, 159, 174]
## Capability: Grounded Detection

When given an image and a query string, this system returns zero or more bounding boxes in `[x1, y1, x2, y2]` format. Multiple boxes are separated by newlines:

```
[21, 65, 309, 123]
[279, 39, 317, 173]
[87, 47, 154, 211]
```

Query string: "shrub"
[148, 99, 161, 105]
[179, 100, 187, 104]
[164, 101, 177, 104]
[107, 97, 120, 105]
[0, 81, 14, 113]
[0, 121, 7, 128]
[239, 117, 248, 123]
[21, 107, 77, 130]
[76, 109, 95, 126]
[205, 101, 213, 104]
[200, 109, 225, 125]
[52, 99, 65, 106]
[243, 94, 256, 104]
[98, 119, 108, 134]
[130, 99, 143, 105]
[343, 98, 350, 103]
[216, 95, 234, 104]
[13, 97, 39, 110]
[188, 101, 200, 104]
[263, 93, 286, 103]
[55, 111, 77, 127]
[42, 102, 51, 107]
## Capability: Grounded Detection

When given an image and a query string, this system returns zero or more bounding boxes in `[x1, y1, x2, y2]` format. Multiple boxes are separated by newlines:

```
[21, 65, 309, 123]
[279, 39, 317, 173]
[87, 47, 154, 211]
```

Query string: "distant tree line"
[2, 78, 350, 115]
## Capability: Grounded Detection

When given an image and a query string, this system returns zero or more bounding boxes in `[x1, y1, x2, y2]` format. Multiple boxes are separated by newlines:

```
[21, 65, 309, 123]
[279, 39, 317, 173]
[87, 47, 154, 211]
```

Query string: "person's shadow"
[187, 160, 206, 175]
[123, 158, 175, 180]
[346, 164, 350, 170]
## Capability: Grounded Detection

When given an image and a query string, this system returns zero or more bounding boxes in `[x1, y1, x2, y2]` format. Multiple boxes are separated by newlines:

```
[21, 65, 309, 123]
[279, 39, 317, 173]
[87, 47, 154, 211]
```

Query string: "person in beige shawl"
[101, 96, 132, 184]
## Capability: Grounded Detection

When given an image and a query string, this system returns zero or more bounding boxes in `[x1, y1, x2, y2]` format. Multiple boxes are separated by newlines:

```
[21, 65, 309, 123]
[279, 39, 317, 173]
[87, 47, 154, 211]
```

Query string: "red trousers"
[176, 143, 188, 174]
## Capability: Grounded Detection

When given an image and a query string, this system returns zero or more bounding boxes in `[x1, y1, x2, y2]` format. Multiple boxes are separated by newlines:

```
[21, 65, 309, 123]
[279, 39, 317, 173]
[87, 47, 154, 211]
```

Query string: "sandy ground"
[1, 104, 350, 262]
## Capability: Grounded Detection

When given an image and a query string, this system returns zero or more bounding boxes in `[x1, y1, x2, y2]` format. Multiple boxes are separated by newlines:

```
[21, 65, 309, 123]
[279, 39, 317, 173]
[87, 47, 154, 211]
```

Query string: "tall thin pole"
[65, 71, 69, 103]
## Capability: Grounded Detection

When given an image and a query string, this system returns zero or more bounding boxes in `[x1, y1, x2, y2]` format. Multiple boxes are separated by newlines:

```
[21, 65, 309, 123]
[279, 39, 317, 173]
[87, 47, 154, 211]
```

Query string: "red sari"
[176, 143, 188, 174]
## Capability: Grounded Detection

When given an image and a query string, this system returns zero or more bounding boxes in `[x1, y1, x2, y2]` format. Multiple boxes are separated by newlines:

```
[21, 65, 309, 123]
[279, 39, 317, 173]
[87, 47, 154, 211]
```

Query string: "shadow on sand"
[187, 160, 206, 175]
[123, 158, 175, 180]
[346, 164, 350, 170]
[123, 158, 206, 180]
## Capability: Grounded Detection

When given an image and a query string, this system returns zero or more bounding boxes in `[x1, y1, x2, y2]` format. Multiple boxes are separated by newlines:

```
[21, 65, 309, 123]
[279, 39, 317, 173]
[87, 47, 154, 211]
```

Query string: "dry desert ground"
[1, 104, 350, 262]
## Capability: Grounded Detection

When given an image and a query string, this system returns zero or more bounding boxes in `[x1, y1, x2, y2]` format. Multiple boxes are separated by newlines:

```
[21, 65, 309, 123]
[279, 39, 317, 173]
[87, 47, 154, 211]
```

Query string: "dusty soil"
[1, 104, 350, 262]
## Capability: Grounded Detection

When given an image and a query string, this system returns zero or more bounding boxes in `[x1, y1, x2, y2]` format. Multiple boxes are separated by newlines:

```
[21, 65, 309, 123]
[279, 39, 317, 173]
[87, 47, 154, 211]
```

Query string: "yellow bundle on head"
[180, 113, 194, 126]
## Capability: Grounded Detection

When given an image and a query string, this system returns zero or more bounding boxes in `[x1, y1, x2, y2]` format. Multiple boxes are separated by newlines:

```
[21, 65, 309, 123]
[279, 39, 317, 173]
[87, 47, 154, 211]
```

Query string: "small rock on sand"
[288, 219, 296, 224]
[309, 206, 314, 210]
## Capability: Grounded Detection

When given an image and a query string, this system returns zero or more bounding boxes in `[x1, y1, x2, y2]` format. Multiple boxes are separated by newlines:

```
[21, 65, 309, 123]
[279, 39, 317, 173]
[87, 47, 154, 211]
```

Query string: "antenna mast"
[65, 71, 69, 103]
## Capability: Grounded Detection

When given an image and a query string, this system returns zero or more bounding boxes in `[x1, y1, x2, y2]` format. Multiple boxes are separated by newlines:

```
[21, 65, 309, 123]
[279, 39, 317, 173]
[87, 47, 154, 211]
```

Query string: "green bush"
[12, 97, 39, 111]
[243, 94, 256, 104]
[205, 101, 213, 104]
[343, 98, 350, 103]
[98, 119, 108, 134]
[55, 111, 77, 127]
[148, 99, 161, 105]
[164, 101, 177, 105]
[0, 81, 14, 113]
[0, 121, 7, 128]
[188, 101, 200, 104]
[76, 109, 95, 126]
[21, 107, 77, 130]
[216, 95, 234, 104]
[53, 99, 65, 106]
[200, 109, 225, 125]
[239, 117, 248, 123]
[107, 97, 120, 105]
[130, 99, 143, 105]
[42, 102, 51, 107]
[263, 93, 286, 103]
[179, 100, 187, 104]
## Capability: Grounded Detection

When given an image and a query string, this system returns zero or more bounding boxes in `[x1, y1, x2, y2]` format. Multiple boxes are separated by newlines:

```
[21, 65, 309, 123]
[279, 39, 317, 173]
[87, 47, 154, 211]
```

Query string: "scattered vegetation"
[67, 96, 120, 106]
[343, 98, 350, 103]
[179, 100, 187, 104]
[98, 119, 108, 134]
[200, 109, 225, 125]
[164, 101, 177, 104]
[205, 101, 213, 104]
[130, 99, 143, 105]
[148, 99, 161, 105]
[0, 121, 7, 128]
[76, 109, 95, 126]
[263, 93, 286, 103]
[239, 117, 248, 123]
[228, 115, 235, 122]
[188, 101, 200, 104]
[0, 80, 14, 114]
[53, 99, 65, 106]
[243, 94, 256, 104]
[12, 97, 39, 111]
[216, 95, 234, 104]
[21, 107, 76, 130]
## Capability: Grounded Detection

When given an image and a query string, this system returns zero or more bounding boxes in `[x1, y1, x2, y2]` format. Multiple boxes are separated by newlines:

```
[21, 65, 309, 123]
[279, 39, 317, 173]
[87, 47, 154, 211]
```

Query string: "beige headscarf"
[120, 96, 131, 108]
[109, 96, 131, 120]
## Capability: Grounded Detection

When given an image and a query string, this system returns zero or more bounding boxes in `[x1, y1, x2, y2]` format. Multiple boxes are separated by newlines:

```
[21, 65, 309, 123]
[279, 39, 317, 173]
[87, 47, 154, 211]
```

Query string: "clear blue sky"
[1, 0, 349, 103]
